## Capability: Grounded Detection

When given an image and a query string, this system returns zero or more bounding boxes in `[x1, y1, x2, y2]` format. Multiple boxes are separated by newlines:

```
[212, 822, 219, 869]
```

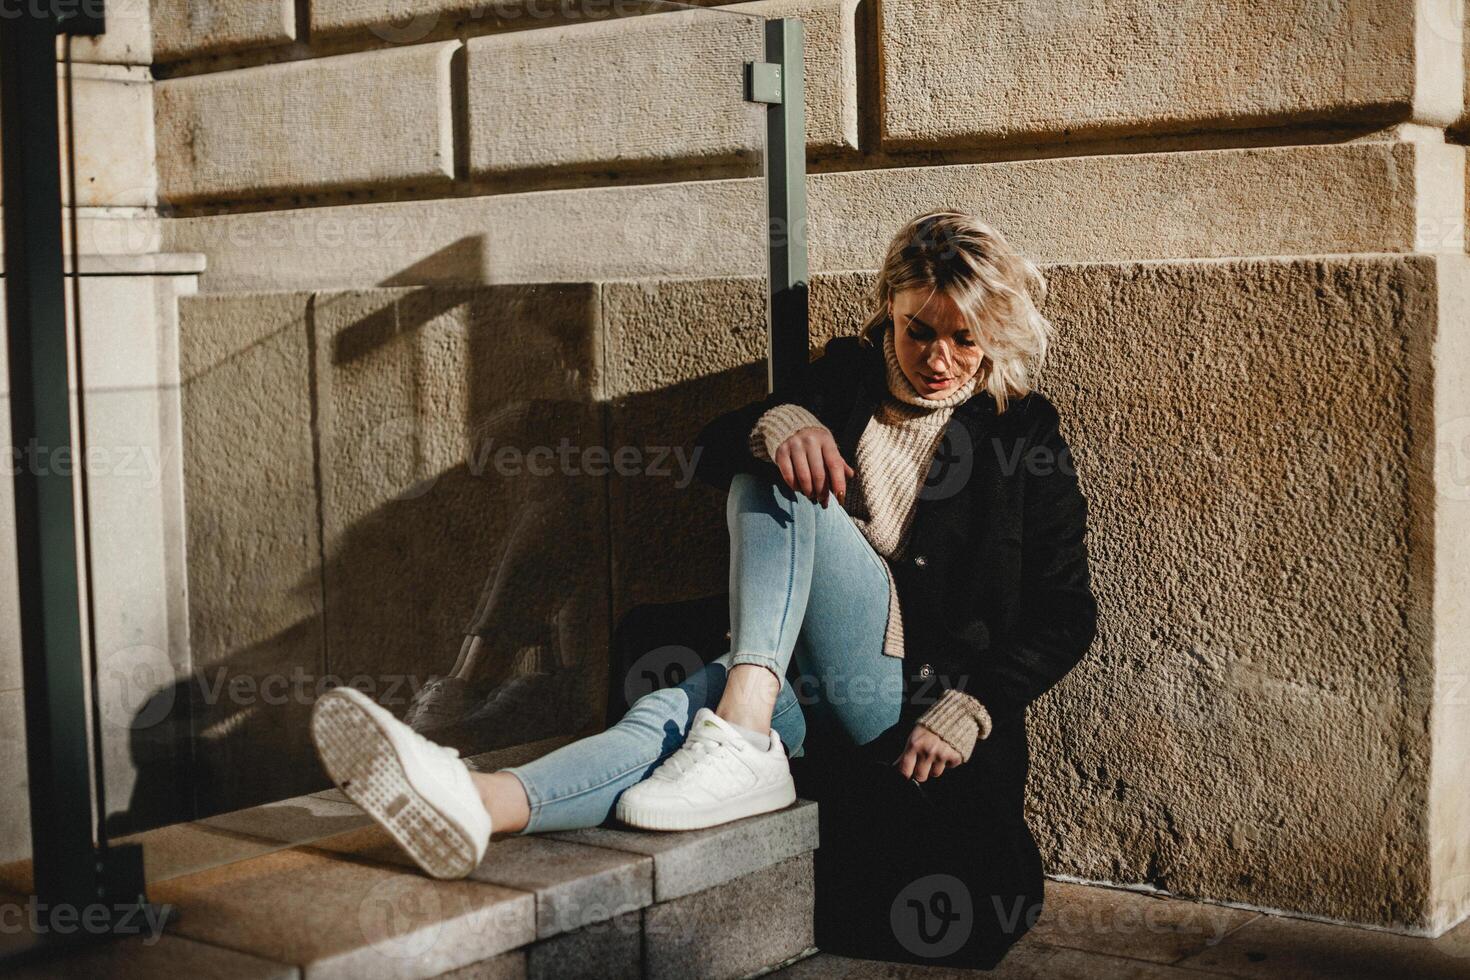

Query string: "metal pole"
[0, 4, 101, 916]
[760, 19, 809, 400]
[0, 7, 159, 965]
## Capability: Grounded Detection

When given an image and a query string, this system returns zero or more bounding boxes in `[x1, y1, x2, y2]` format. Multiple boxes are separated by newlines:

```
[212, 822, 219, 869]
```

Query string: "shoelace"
[655, 724, 747, 780]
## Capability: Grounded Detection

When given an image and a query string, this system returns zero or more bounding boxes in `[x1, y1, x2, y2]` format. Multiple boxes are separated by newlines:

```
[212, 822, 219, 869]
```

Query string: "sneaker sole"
[615, 777, 797, 832]
[311, 689, 481, 880]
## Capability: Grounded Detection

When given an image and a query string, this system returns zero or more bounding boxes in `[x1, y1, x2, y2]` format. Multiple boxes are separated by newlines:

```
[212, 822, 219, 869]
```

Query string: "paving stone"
[1024, 880, 1256, 964]
[6, 929, 296, 980]
[1174, 909, 1470, 979]
[643, 852, 814, 980]
[547, 799, 817, 901]
[150, 846, 535, 980]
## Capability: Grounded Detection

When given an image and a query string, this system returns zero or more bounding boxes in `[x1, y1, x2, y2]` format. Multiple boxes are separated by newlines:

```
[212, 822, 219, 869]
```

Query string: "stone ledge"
[3, 784, 816, 978]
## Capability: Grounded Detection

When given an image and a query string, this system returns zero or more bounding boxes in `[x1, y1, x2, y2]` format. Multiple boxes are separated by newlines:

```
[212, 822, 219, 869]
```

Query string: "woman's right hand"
[774, 426, 854, 508]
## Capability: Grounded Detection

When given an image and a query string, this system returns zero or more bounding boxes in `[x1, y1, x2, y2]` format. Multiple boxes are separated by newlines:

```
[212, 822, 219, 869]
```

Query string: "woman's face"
[890, 288, 985, 397]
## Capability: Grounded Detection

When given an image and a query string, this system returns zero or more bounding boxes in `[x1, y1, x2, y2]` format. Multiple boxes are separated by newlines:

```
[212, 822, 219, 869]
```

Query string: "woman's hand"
[774, 426, 854, 508]
[895, 724, 963, 783]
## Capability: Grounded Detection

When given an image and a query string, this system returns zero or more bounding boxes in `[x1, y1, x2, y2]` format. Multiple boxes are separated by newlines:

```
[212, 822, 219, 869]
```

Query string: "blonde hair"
[859, 210, 1053, 414]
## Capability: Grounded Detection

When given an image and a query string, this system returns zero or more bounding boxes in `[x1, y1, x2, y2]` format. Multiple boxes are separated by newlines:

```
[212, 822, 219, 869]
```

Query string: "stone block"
[880, 0, 1459, 149]
[313, 826, 652, 940]
[152, 0, 296, 61]
[310, 286, 609, 756]
[1173, 908, 1470, 978]
[178, 291, 324, 814]
[549, 800, 818, 902]
[738, 0, 860, 153]
[160, 140, 1460, 294]
[1018, 253, 1451, 929]
[156, 42, 457, 204]
[643, 852, 814, 980]
[526, 914, 641, 980]
[465, 10, 766, 177]
[150, 846, 536, 979]
[7, 930, 295, 980]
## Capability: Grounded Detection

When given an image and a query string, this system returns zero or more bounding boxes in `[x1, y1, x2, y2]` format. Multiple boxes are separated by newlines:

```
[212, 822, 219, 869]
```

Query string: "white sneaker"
[311, 685, 491, 879]
[615, 708, 796, 831]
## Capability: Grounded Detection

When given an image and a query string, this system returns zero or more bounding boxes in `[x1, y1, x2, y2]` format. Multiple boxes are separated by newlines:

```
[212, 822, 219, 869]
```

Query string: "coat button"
[912, 554, 927, 567]
[918, 663, 932, 678]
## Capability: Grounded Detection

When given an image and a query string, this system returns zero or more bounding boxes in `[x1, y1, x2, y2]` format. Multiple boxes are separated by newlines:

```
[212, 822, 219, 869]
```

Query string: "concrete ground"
[772, 879, 1470, 979]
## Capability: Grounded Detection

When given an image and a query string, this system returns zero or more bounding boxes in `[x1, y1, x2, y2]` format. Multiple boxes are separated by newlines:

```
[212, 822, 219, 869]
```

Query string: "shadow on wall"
[105, 271, 764, 836]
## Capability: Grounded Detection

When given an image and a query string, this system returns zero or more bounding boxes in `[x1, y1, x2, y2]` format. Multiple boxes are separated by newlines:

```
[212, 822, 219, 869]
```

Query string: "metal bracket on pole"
[748, 19, 809, 400]
[1, 2, 166, 966]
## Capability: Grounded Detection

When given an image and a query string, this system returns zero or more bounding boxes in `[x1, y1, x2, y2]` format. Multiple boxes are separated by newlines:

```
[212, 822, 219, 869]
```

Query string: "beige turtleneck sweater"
[743, 322, 994, 760]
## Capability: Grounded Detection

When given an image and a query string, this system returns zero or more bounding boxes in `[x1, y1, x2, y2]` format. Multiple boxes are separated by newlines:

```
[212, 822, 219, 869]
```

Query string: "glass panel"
[0, 0, 777, 885]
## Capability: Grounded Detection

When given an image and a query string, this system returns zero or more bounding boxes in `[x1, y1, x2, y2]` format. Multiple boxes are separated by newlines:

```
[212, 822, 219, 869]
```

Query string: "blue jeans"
[503, 470, 904, 834]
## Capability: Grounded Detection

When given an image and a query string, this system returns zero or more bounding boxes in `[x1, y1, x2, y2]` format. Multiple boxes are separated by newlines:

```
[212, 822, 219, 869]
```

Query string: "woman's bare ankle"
[716, 663, 781, 732]
[471, 771, 531, 834]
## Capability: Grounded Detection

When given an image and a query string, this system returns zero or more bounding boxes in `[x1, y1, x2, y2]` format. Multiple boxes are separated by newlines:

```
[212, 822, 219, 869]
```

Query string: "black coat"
[691, 333, 1099, 967]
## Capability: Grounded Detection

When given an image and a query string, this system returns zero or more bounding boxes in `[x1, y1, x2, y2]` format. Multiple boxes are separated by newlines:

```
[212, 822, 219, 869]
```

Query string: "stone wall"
[1, 0, 1467, 938]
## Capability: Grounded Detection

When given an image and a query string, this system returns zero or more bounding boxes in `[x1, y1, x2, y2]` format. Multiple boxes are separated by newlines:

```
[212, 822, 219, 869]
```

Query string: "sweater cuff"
[747, 403, 827, 461]
[915, 688, 994, 763]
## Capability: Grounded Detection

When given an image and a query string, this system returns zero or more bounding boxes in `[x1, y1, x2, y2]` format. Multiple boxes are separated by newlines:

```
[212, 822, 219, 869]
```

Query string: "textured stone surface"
[741, 0, 860, 153]
[6, 930, 296, 980]
[549, 800, 818, 901]
[1024, 880, 1254, 964]
[1022, 253, 1446, 929]
[152, 0, 296, 61]
[431, 951, 527, 980]
[156, 42, 458, 204]
[151, 846, 535, 979]
[526, 915, 641, 980]
[465, 10, 766, 177]
[313, 826, 652, 939]
[643, 852, 814, 980]
[1174, 908, 1470, 978]
[160, 140, 1459, 294]
[178, 291, 324, 814]
[117, 820, 289, 883]
[310, 286, 609, 755]
[198, 793, 373, 845]
[880, 0, 1458, 149]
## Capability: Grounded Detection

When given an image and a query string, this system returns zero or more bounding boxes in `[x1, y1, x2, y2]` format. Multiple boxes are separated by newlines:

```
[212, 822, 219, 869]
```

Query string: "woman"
[308, 212, 1098, 922]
